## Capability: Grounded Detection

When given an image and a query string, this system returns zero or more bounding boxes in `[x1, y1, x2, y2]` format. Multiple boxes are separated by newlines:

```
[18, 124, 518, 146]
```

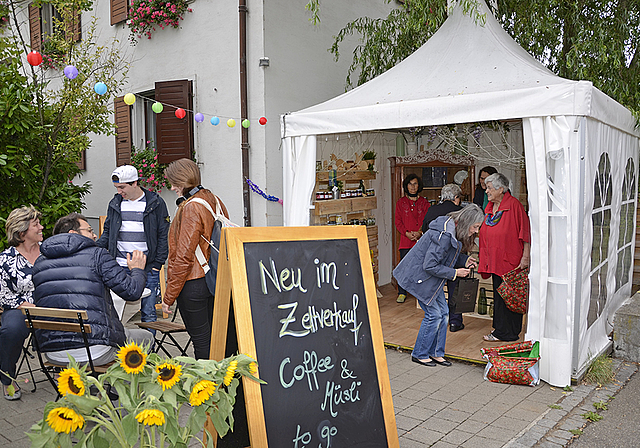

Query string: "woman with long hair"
[162, 159, 229, 359]
[393, 204, 484, 367]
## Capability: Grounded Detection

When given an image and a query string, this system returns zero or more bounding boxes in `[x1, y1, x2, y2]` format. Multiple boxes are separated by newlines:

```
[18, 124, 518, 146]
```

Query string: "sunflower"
[189, 380, 217, 406]
[156, 362, 182, 390]
[57, 367, 85, 396]
[223, 360, 238, 386]
[117, 342, 147, 374]
[46, 407, 85, 434]
[135, 409, 165, 426]
[249, 361, 258, 376]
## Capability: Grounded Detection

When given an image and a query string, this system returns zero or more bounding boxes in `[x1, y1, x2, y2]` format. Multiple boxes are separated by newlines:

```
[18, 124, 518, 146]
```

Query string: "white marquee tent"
[280, 0, 640, 385]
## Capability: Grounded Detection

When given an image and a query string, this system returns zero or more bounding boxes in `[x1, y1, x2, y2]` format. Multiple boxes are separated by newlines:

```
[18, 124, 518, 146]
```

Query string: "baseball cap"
[111, 165, 139, 183]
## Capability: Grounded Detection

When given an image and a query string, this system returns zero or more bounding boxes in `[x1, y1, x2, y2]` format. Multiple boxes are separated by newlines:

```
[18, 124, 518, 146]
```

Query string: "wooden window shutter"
[75, 149, 86, 170]
[28, 3, 41, 52]
[111, 0, 128, 26]
[155, 79, 194, 164]
[114, 96, 132, 166]
[65, 10, 82, 42]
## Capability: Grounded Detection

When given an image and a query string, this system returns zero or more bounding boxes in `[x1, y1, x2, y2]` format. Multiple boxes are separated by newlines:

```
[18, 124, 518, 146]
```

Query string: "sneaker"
[396, 294, 406, 303]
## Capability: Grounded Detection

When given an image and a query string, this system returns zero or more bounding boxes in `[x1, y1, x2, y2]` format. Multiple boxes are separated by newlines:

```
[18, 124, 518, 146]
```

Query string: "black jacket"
[421, 201, 463, 233]
[96, 188, 170, 272]
[32, 233, 146, 352]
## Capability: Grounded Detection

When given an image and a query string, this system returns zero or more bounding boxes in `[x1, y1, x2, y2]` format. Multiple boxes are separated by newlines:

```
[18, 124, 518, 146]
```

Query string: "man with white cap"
[96, 165, 170, 330]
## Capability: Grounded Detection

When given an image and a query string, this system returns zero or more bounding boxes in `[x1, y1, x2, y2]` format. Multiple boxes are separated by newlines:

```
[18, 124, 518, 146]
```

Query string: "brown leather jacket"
[164, 189, 229, 306]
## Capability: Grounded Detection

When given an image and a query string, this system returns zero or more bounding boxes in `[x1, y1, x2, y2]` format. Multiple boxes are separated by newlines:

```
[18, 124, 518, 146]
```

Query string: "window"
[114, 79, 193, 167]
[29, 2, 81, 51]
[615, 158, 636, 291]
[588, 153, 612, 327]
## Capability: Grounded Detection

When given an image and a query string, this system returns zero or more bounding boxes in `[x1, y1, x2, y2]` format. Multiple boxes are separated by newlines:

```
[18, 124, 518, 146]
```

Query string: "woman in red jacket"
[394, 173, 430, 303]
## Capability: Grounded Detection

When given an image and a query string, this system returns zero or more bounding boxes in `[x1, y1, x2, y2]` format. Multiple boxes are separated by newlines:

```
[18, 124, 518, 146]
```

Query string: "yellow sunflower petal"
[189, 380, 217, 406]
[223, 360, 238, 386]
[117, 341, 147, 374]
[57, 367, 85, 396]
[135, 409, 165, 426]
[155, 362, 183, 391]
[46, 407, 85, 434]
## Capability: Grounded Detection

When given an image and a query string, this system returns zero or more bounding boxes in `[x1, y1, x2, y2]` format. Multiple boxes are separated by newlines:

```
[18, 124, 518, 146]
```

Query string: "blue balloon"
[64, 65, 78, 80]
[94, 82, 107, 95]
[210, 116, 220, 126]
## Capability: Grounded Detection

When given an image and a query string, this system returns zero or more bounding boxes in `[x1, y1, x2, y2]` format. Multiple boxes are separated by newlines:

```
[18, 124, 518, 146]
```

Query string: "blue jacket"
[393, 216, 469, 306]
[32, 233, 146, 352]
[96, 188, 170, 272]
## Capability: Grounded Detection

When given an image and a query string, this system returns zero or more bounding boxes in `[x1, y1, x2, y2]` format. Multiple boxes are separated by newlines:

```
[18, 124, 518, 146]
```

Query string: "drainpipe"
[239, 0, 251, 226]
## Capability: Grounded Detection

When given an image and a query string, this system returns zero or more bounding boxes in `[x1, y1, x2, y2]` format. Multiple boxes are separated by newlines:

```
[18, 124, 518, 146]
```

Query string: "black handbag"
[448, 268, 479, 314]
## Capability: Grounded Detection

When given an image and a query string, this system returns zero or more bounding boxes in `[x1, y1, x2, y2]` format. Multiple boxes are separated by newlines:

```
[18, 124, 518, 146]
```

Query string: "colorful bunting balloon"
[123, 93, 136, 105]
[63, 65, 78, 79]
[194, 113, 204, 123]
[175, 108, 186, 119]
[94, 82, 107, 95]
[259, 116, 267, 125]
[152, 102, 163, 113]
[227, 119, 236, 128]
[27, 51, 42, 66]
[210, 116, 220, 126]
[242, 119, 250, 128]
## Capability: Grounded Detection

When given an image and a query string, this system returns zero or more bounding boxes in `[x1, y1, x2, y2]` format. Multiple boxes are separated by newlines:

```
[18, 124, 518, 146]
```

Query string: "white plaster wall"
[74, 0, 393, 228]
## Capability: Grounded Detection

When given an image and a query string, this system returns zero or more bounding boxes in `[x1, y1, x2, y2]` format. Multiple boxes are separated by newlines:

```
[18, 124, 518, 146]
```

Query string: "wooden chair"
[22, 307, 115, 397]
[136, 307, 192, 357]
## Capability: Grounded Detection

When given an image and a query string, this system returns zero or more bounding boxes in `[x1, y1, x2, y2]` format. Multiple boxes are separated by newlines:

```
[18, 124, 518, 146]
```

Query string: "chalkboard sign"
[209, 226, 398, 448]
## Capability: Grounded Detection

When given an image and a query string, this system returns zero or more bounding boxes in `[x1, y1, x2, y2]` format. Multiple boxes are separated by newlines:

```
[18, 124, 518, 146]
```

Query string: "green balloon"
[152, 102, 163, 114]
[242, 119, 250, 128]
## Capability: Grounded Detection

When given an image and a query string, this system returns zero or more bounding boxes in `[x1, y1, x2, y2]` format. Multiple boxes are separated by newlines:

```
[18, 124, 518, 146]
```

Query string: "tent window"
[588, 153, 612, 327]
[615, 158, 636, 291]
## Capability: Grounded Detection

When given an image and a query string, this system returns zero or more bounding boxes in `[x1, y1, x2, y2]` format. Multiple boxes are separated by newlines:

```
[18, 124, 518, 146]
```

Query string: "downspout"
[239, 0, 251, 226]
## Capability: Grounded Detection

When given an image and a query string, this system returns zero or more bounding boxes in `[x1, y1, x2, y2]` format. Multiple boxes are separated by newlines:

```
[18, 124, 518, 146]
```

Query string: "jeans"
[141, 270, 160, 324]
[412, 289, 449, 359]
[176, 277, 214, 360]
[0, 309, 30, 386]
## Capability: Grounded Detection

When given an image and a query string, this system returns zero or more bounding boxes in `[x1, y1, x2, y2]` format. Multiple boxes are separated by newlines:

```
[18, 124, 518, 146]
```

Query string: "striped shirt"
[116, 194, 148, 267]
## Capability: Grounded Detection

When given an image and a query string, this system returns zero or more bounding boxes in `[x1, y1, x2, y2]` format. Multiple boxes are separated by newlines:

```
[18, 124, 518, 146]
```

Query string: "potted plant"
[362, 150, 376, 171]
[128, 0, 193, 41]
[131, 141, 171, 192]
[27, 343, 263, 447]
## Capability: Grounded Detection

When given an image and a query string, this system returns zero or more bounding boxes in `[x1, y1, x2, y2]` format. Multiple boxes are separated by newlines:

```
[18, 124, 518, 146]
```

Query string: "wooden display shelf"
[316, 170, 376, 182]
[314, 196, 377, 215]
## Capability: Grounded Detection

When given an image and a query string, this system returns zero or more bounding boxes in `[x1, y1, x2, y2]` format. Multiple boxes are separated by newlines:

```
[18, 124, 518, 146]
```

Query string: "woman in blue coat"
[393, 204, 484, 366]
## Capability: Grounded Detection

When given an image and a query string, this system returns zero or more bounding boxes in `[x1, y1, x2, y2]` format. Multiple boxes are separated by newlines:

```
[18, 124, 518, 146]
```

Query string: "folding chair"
[22, 307, 115, 399]
[136, 308, 192, 357]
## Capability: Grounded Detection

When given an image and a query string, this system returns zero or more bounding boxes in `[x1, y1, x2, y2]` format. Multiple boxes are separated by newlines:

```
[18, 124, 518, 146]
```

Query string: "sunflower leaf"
[122, 413, 138, 446]
[112, 381, 133, 409]
[162, 387, 177, 407]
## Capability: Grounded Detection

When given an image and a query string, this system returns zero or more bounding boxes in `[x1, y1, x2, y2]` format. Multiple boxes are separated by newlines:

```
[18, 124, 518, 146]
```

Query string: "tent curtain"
[523, 116, 578, 386]
[282, 135, 317, 226]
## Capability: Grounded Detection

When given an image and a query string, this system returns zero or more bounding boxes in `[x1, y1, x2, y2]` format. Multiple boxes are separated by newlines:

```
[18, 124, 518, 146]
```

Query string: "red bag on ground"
[481, 341, 540, 386]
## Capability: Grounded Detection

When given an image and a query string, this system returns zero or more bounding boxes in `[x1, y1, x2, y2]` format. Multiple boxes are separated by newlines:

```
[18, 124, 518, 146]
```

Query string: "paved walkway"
[0, 310, 631, 448]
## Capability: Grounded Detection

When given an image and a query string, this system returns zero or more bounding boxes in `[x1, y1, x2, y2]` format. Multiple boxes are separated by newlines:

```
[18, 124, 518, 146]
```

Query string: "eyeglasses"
[78, 227, 95, 234]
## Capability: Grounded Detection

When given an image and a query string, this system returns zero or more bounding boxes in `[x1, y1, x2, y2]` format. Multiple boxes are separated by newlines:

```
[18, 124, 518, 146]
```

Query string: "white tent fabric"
[282, 132, 317, 226]
[281, 0, 640, 385]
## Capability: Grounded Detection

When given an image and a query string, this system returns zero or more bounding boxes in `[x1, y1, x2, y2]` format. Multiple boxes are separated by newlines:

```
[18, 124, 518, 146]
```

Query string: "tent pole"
[571, 117, 587, 377]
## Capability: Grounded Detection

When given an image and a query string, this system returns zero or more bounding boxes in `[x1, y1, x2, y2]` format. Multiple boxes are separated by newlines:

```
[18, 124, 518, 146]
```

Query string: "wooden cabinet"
[312, 170, 379, 284]
[390, 150, 476, 269]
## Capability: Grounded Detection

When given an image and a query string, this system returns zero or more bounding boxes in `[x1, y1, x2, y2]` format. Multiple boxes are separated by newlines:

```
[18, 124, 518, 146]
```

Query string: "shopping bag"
[481, 341, 540, 386]
[497, 267, 529, 314]
[448, 268, 479, 314]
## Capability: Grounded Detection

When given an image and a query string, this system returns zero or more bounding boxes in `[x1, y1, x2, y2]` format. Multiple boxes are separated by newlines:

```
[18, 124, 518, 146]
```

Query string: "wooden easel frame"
[208, 226, 398, 448]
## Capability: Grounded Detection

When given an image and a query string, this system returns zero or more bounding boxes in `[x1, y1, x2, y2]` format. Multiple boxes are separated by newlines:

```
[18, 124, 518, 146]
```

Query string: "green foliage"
[131, 141, 171, 192]
[563, 385, 574, 392]
[0, 1, 129, 250]
[325, 0, 640, 120]
[584, 353, 615, 385]
[128, 0, 193, 41]
[581, 410, 603, 422]
[593, 400, 608, 411]
[570, 429, 584, 435]
[548, 404, 562, 409]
